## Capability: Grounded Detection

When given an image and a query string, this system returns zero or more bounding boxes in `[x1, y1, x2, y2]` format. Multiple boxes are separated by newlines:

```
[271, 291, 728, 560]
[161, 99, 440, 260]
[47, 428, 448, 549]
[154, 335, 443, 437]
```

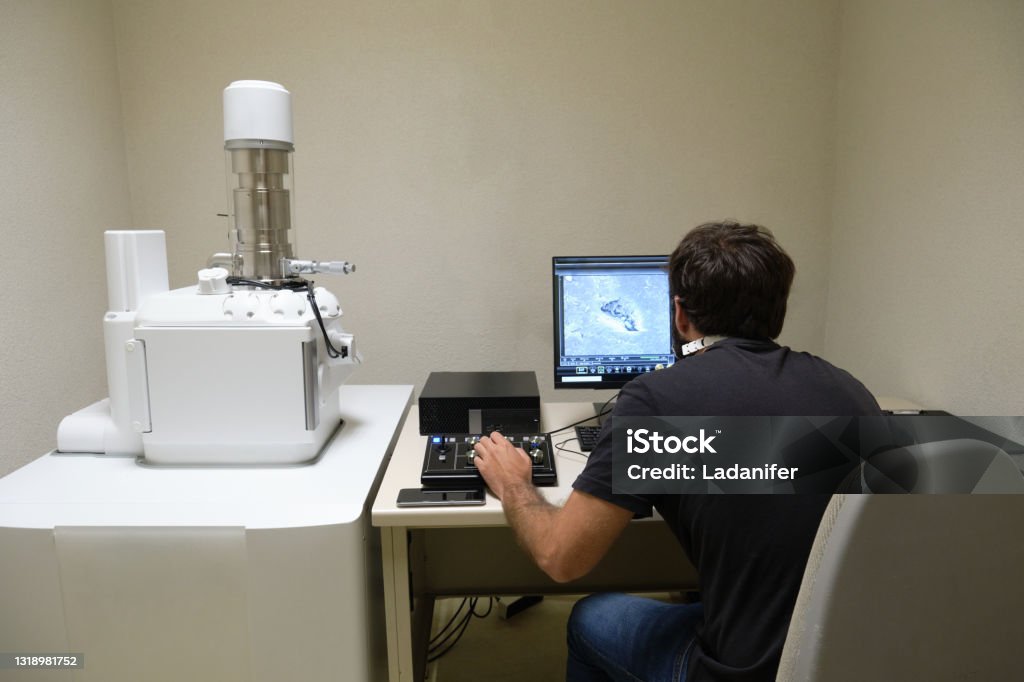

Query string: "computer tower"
[418, 371, 541, 435]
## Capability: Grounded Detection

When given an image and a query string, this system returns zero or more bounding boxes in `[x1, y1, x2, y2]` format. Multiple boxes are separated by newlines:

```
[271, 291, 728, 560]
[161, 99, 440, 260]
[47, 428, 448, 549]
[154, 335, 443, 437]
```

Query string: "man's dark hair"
[669, 221, 795, 340]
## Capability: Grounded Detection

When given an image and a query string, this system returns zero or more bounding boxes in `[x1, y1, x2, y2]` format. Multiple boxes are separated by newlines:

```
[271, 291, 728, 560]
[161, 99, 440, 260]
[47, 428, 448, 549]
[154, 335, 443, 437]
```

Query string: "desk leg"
[381, 526, 413, 682]
[381, 527, 434, 682]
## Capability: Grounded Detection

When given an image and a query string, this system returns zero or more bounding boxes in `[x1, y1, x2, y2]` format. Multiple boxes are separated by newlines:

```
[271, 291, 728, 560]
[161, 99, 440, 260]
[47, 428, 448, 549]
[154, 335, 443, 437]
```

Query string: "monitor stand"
[593, 399, 616, 421]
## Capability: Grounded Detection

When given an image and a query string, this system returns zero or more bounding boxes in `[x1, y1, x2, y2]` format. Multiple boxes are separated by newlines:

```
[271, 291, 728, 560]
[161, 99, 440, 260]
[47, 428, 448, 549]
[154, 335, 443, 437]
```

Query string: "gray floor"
[426, 595, 578, 682]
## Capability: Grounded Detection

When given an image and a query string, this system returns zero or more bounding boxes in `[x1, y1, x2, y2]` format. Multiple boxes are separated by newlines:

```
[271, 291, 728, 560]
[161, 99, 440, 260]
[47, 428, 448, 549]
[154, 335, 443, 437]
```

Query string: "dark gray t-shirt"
[572, 338, 881, 681]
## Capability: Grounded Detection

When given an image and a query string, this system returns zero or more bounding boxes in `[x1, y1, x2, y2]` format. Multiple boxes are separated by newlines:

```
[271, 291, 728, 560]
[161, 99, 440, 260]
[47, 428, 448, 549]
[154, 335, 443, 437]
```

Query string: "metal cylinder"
[227, 144, 295, 281]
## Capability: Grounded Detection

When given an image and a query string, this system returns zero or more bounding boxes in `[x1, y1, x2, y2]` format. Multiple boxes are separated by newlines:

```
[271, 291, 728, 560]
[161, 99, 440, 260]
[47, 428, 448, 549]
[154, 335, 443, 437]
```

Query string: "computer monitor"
[552, 255, 675, 390]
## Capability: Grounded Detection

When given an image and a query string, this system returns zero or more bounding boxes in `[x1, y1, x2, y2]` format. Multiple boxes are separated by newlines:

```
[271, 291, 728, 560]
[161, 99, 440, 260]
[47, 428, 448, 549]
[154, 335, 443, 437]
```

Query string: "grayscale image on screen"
[562, 273, 670, 356]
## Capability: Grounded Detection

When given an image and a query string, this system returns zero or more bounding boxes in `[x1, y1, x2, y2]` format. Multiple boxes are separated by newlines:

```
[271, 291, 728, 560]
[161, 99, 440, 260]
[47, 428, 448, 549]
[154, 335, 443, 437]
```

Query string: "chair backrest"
[778, 440, 1024, 681]
[861, 438, 1024, 494]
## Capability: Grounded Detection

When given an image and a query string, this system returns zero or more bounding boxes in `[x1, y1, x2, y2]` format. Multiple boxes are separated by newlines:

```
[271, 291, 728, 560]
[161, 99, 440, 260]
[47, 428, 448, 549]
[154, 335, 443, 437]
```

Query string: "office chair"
[777, 439, 1024, 681]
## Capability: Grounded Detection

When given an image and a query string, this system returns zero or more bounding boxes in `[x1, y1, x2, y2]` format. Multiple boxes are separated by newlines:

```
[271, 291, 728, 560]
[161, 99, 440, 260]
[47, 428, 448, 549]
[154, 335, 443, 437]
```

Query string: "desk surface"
[0, 384, 412, 530]
[373, 401, 603, 528]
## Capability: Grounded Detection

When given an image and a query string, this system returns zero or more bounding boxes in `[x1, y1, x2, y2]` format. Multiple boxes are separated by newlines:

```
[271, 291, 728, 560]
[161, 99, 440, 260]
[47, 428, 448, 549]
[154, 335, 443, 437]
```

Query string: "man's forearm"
[476, 434, 631, 583]
[500, 482, 563, 577]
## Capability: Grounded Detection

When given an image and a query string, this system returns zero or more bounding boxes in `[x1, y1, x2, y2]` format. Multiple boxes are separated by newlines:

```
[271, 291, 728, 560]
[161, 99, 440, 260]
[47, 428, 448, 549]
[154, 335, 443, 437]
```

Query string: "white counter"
[0, 385, 412, 530]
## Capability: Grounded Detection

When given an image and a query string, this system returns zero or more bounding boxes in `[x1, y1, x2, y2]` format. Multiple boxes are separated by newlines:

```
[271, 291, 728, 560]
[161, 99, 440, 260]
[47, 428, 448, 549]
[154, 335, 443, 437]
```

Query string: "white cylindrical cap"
[223, 80, 293, 144]
[197, 267, 231, 295]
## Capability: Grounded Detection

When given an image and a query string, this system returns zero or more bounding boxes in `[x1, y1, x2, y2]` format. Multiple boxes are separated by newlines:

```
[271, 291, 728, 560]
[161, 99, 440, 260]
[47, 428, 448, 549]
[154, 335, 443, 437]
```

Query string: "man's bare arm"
[473, 433, 633, 583]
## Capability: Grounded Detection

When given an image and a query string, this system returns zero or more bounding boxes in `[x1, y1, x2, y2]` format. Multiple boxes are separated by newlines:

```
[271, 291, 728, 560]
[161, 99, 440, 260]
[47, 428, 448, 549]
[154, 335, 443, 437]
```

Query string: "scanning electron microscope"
[58, 80, 361, 465]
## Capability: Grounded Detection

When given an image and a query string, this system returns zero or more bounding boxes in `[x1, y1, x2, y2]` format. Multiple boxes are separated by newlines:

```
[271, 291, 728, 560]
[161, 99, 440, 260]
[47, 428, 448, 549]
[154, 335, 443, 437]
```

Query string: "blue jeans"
[566, 593, 704, 682]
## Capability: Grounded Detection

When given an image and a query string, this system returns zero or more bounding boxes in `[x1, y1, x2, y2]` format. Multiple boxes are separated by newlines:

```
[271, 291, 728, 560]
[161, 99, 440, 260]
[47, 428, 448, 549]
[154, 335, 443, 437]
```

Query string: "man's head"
[669, 221, 795, 341]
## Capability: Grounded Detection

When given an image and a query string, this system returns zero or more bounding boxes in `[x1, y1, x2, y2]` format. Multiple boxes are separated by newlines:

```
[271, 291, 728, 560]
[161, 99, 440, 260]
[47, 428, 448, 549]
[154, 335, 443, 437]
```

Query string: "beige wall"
[109, 0, 840, 393]
[5, 0, 1020, 478]
[0, 0, 132, 475]
[824, 0, 1024, 414]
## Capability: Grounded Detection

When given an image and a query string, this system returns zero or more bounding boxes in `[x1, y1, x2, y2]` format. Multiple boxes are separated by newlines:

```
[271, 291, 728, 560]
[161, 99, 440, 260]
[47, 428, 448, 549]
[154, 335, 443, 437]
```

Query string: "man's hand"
[472, 431, 533, 500]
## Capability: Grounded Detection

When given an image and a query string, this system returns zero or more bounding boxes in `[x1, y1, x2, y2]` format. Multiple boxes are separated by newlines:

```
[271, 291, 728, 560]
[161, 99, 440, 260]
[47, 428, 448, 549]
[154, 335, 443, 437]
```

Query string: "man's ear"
[674, 296, 692, 340]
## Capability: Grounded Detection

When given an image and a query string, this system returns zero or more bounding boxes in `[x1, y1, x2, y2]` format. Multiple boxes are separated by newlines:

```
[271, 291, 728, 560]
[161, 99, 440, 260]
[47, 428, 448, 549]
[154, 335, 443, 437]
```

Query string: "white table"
[0, 384, 412, 682]
[371, 402, 698, 682]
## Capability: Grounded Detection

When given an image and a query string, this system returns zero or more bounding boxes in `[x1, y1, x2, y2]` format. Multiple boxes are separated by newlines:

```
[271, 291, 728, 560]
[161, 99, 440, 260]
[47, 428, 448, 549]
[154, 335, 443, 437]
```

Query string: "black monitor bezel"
[552, 255, 674, 390]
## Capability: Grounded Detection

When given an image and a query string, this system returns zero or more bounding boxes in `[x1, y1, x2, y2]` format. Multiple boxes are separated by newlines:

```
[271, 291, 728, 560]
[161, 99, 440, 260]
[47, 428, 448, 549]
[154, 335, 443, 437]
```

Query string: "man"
[473, 221, 880, 681]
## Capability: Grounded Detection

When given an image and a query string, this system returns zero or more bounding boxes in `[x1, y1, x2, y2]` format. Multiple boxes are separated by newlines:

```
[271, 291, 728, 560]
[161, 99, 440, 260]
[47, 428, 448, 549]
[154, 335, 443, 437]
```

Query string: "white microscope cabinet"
[0, 384, 411, 682]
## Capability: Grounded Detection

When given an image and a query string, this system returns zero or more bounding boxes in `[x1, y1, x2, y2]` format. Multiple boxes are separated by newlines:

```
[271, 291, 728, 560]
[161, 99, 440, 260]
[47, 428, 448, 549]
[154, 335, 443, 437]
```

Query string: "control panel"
[421, 433, 558, 488]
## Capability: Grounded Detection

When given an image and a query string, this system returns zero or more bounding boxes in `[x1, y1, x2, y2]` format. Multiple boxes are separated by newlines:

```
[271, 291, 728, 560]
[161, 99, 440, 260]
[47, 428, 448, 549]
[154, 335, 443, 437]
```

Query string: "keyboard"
[575, 425, 603, 452]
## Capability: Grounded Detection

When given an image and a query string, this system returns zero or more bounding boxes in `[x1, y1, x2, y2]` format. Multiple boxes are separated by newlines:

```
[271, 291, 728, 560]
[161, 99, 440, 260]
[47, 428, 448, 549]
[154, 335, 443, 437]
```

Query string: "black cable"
[554, 435, 586, 458]
[428, 603, 473, 655]
[547, 391, 621, 456]
[427, 613, 472, 662]
[304, 288, 348, 359]
[547, 409, 612, 436]
[225, 276, 349, 359]
[428, 597, 477, 652]
[471, 596, 494, 618]
[426, 596, 496, 663]
[546, 391, 621, 436]
[428, 598, 468, 645]
[596, 392, 619, 427]
[427, 603, 474, 661]
[226, 277, 309, 291]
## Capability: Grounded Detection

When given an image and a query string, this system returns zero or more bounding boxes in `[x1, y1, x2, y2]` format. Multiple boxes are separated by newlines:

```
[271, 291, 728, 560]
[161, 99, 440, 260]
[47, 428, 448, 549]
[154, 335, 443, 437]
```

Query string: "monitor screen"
[552, 255, 675, 389]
